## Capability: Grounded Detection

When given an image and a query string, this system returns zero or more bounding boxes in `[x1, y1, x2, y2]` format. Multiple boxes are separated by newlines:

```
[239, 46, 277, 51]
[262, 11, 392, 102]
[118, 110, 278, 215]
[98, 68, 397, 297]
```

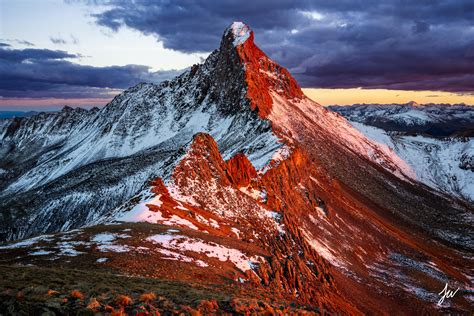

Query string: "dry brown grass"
[104, 304, 115, 312]
[15, 291, 24, 301]
[139, 292, 157, 303]
[197, 299, 219, 312]
[70, 290, 84, 300]
[0, 264, 316, 315]
[115, 294, 133, 306]
[87, 297, 101, 310]
[47, 289, 59, 296]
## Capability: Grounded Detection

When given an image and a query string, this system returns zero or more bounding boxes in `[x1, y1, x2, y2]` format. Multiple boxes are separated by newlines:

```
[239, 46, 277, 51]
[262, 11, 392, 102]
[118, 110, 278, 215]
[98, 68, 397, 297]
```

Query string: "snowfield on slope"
[350, 122, 473, 202]
[268, 92, 417, 181]
[4, 98, 281, 195]
[115, 192, 198, 230]
[147, 233, 263, 272]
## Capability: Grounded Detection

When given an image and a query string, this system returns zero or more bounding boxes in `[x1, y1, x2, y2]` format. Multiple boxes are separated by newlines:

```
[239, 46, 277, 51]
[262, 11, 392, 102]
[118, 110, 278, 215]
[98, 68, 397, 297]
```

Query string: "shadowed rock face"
[228, 27, 304, 118]
[0, 22, 472, 314]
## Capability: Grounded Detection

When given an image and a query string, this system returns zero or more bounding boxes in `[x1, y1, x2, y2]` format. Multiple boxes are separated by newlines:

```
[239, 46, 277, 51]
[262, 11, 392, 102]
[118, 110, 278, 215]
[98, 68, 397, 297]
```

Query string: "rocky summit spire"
[219, 21, 304, 118]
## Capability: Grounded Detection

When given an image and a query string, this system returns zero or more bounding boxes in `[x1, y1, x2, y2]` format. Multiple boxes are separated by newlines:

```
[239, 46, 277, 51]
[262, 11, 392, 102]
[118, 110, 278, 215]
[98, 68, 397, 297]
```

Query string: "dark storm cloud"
[89, 0, 474, 92]
[0, 45, 181, 99]
[0, 47, 78, 62]
[412, 21, 430, 34]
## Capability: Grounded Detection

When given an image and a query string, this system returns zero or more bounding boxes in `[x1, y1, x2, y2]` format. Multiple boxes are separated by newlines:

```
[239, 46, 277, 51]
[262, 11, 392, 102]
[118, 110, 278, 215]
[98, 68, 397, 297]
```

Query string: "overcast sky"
[1, 0, 474, 110]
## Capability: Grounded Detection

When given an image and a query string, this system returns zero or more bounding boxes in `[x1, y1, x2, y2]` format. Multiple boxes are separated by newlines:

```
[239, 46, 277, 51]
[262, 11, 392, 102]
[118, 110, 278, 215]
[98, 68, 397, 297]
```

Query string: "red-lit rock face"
[160, 129, 471, 313]
[144, 133, 359, 313]
[230, 30, 304, 118]
[226, 152, 257, 187]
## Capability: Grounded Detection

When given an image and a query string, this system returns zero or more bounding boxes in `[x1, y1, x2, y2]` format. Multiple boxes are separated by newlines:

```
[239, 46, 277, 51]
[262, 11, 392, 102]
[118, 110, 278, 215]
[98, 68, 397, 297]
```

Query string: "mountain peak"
[60, 105, 74, 112]
[225, 21, 252, 46]
[219, 22, 304, 118]
[407, 100, 421, 107]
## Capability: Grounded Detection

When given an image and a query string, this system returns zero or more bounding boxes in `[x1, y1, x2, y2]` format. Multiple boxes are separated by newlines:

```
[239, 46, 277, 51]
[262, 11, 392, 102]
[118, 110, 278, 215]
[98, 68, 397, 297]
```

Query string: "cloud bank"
[0, 45, 181, 100]
[2, 0, 473, 106]
[91, 0, 474, 92]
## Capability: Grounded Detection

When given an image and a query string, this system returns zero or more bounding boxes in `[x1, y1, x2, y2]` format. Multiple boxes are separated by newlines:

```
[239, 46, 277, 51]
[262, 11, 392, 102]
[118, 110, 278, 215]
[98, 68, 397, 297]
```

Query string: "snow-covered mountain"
[330, 103, 474, 202]
[329, 102, 474, 137]
[0, 22, 472, 314]
[0, 24, 283, 241]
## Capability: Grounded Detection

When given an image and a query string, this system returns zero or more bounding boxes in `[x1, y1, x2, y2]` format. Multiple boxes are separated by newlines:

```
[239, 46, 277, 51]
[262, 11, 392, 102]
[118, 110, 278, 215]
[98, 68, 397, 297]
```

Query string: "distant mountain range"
[0, 111, 41, 119]
[329, 103, 473, 202]
[329, 102, 474, 137]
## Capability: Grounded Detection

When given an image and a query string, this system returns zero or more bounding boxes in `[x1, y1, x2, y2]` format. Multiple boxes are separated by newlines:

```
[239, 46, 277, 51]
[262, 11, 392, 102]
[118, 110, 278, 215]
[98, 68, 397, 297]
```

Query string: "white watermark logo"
[437, 283, 459, 306]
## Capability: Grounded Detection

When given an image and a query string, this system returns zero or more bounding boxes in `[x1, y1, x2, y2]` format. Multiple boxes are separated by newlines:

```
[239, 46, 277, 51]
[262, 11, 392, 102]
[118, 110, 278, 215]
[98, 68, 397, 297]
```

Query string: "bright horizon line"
[0, 88, 473, 111]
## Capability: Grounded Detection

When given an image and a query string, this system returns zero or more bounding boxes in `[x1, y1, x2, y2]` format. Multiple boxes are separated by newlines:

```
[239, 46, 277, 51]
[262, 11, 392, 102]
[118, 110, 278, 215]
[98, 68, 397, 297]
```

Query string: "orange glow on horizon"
[1, 88, 474, 111]
[302, 88, 474, 106]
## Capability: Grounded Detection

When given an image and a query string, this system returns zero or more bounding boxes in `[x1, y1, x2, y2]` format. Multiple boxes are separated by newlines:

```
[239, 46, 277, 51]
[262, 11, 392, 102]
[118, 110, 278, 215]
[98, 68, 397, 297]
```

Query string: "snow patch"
[90, 232, 133, 253]
[116, 193, 198, 230]
[231, 227, 241, 238]
[29, 249, 54, 256]
[239, 186, 263, 200]
[91, 233, 116, 244]
[157, 248, 209, 268]
[195, 215, 220, 229]
[267, 211, 285, 234]
[146, 234, 262, 272]
[228, 22, 251, 46]
[97, 244, 130, 253]
[350, 122, 474, 202]
[302, 230, 346, 269]
[0, 235, 54, 249]
[57, 241, 85, 256]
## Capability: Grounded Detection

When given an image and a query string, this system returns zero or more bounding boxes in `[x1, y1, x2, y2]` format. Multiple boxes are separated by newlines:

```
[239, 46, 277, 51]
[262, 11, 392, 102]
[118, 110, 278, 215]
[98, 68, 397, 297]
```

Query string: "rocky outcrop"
[226, 152, 257, 187]
[144, 132, 358, 313]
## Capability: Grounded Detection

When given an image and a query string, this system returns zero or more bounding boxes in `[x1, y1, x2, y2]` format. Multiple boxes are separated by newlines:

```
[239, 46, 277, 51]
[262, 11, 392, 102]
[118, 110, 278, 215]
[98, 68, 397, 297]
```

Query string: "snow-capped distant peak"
[226, 21, 251, 46]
